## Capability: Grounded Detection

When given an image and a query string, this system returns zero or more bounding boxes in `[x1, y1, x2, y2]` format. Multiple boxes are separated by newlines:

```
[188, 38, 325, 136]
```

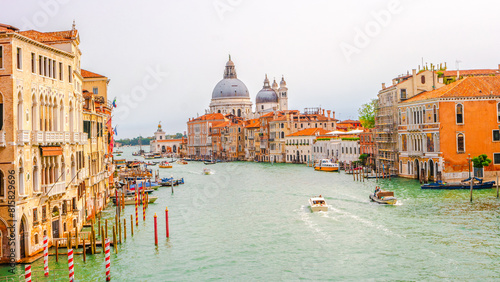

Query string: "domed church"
[208, 55, 288, 117]
[209, 55, 253, 117]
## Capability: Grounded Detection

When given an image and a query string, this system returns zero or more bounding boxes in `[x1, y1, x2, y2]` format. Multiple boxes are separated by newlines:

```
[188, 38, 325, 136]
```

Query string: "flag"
[113, 126, 118, 136]
[106, 117, 112, 133]
[112, 97, 117, 108]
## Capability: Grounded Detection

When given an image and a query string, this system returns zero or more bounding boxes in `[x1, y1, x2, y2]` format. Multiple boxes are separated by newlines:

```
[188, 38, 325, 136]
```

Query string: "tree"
[472, 154, 492, 168]
[358, 99, 377, 129]
[359, 153, 368, 165]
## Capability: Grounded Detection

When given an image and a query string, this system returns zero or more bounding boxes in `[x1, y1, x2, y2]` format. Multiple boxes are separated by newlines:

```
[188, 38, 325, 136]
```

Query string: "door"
[52, 219, 60, 239]
[19, 220, 25, 259]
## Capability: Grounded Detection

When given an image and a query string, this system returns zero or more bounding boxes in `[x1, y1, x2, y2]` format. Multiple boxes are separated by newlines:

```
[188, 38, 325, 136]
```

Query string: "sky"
[3, 0, 500, 138]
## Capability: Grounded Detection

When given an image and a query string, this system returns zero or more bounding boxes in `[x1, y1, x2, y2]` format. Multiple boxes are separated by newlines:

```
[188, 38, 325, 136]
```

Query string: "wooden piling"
[113, 225, 118, 253]
[124, 218, 127, 240]
[131, 215, 134, 236]
[470, 177, 474, 202]
[55, 240, 59, 262]
[82, 239, 86, 262]
[67, 232, 71, 250]
[119, 220, 122, 244]
[93, 228, 97, 255]
[105, 219, 108, 239]
[98, 218, 101, 236]
[497, 172, 499, 199]
[101, 226, 105, 253]
[74, 226, 78, 248]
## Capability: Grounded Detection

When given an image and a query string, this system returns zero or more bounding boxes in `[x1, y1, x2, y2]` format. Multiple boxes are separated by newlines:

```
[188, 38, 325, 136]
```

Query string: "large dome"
[256, 88, 278, 103]
[212, 78, 250, 99]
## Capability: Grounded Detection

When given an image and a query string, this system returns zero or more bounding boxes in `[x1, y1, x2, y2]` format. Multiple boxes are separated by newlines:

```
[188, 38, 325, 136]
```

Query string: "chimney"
[498, 64, 500, 71]
[332, 111, 336, 120]
[392, 79, 396, 85]
[322, 109, 325, 116]
[412, 69, 416, 77]
[382, 83, 386, 89]
[327, 110, 331, 119]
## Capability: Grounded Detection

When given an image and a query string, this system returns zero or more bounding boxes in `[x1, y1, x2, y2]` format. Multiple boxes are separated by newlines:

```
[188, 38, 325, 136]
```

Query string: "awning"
[41, 146, 63, 156]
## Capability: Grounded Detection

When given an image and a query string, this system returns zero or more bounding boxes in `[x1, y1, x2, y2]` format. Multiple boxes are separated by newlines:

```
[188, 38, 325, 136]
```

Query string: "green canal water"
[2, 146, 500, 280]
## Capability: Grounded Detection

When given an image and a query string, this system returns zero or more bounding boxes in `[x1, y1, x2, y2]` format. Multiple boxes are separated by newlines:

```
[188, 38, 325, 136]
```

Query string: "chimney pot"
[382, 83, 386, 89]
[412, 69, 416, 76]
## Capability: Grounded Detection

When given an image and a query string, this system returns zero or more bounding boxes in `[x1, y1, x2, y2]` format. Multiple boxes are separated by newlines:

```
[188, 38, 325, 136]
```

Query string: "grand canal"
[2, 146, 500, 280]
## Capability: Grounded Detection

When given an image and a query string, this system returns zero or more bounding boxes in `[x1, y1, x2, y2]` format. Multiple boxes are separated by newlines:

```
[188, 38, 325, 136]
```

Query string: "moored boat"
[176, 159, 188, 165]
[421, 177, 495, 189]
[130, 181, 161, 190]
[314, 159, 339, 172]
[369, 187, 397, 205]
[309, 195, 328, 212]
[116, 196, 158, 205]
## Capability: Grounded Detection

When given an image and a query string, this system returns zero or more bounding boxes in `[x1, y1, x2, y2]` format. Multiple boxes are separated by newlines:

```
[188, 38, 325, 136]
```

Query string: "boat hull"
[421, 181, 495, 189]
[314, 166, 339, 172]
[369, 194, 397, 205]
[309, 205, 328, 212]
[159, 165, 173, 168]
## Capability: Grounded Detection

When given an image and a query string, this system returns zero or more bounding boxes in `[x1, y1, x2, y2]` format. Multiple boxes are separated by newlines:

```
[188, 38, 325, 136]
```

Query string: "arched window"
[33, 158, 39, 192]
[421, 75, 426, 84]
[237, 109, 241, 117]
[457, 133, 465, 153]
[0, 92, 3, 130]
[0, 170, 4, 197]
[17, 92, 23, 130]
[19, 159, 25, 195]
[456, 104, 463, 124]
[433, 105, 437, 123]
[407, 161, 410, 174]
[497, 102, 500, 122]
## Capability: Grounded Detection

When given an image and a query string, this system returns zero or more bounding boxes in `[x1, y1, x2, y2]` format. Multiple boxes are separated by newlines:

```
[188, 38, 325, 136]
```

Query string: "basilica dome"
[212, 78, 250, 99]
[256, 74, 278, 103]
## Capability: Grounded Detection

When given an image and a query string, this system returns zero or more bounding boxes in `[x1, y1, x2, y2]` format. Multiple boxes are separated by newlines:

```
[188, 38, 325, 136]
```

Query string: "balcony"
[91, 137, 97, 145]
[32, 131, 44, 144]
[44, 131, 65, 143]
[64, 132, 71, 143]
[44, 181, 66, 197]
[407, 124, 422, 132]
[71, 132, 80, 143]
[0, 130, 5, 147]
[17, 130, 30, 144]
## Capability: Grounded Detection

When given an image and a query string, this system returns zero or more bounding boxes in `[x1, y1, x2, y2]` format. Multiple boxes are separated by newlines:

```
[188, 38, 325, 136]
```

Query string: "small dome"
[272, 79, 278, 89]
[256, 88, 278, 103]
[212, 78, 250, 99]
[280, 76, 287, 87]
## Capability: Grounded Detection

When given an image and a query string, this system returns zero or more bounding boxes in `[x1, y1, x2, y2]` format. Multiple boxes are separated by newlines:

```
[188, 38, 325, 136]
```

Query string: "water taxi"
[203, 168, 213, 175]
[314, 159, 339, 172]
[369, 188, 397, 205]
[309, 195, 328, 212]
[176, 159, 188, 165]
[159, 161, 173, 168]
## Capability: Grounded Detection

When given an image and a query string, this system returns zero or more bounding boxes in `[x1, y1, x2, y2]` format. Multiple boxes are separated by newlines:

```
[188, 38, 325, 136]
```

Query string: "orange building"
[398, 76, 500, 182]
[186, 113, 226, 159]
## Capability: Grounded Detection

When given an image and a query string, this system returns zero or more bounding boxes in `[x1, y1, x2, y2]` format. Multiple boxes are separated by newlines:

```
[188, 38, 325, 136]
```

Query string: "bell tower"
[278, 76, 288, 111]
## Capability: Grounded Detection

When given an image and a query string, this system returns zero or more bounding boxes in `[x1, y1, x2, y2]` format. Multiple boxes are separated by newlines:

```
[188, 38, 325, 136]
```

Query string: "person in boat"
[374, 186, 381, 197]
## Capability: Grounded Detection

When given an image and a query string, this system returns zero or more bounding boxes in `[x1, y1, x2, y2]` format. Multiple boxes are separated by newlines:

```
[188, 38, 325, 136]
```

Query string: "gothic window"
[421, 75, 426, 84]
[456, 104, 463, 124]
[433, 105, 437, 123]
[497, 103, 500, 122]
[457, 133, 465, 153]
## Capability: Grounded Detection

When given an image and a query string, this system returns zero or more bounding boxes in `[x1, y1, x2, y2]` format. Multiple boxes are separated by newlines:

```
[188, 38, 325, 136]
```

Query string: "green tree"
[472, 154, 492, 168]
[359, 153, 368, 165]
[358, 99, 377, 129]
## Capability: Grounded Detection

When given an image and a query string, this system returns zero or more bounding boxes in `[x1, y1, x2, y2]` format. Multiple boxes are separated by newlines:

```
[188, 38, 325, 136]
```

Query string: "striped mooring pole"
[24, 265, 31, 282]
[43, 235, 49, 276]
[105, 238, 111, 281]
[68, 249, 75, 281]
[135, 189, 139, 226]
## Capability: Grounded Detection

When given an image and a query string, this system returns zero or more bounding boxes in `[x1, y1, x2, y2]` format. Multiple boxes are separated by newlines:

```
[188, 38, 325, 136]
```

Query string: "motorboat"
[314, 159, 339, 172]
[159, 161, 173, 168]
[309, 196, 328, 212]
[129, 180, 161, 190]
[176, 159, 188, 165]
[159, 177, 184, 186]
[369, 190, 397, 205]
[114, 196, 158, 205]
[203, 168, 213, 175]
[421, 177, 495, 189]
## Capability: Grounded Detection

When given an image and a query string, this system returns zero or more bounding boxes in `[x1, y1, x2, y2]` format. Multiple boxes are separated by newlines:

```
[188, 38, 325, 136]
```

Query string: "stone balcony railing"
[17, 130, 30, 144]
[44, 181, 66, 197]
[0, 130, 5, 147]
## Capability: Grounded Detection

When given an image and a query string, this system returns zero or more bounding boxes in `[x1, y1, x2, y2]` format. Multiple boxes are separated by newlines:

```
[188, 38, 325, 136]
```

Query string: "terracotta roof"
[245, 119, 260, 128]
[402, 76, 500, 103]
[190, 113, 225, 122]
[442, 69, 500, 77]
[338, 119, 361, 124]
[155, 139, 183, 143]
[212, 121, 231, 128]
[0, 23, 19, 33]
[81, 69, 106, 78]
[286, 128, 330, 137]
[19, 29, 78, 44]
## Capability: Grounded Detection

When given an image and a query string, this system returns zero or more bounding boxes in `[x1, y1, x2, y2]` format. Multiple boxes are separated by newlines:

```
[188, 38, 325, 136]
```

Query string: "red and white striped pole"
[165, 207, 169, 238]
[142, 189, 146, 221]
[104, 238, 111, 281]
[24, 265, 31, 282]
[154, 213, 158, 246]
[68, 249, 75, 282]
[135, 189, 138, 226]
[43, 235, 49, 277]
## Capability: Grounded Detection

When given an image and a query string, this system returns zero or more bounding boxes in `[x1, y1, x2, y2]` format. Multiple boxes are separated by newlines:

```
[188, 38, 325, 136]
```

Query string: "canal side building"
[397, 75, 500, 182]
[0, 23, 89, 261]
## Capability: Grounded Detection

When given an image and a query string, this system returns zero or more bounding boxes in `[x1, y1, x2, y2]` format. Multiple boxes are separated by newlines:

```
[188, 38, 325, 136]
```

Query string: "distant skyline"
[3, 0, 500, 138]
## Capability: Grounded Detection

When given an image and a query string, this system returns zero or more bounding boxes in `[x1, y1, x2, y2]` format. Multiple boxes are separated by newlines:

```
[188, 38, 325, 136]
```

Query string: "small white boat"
[314, 159, 339, 172]
[309, 195, 328, 212]
[203, 168, 213, 175]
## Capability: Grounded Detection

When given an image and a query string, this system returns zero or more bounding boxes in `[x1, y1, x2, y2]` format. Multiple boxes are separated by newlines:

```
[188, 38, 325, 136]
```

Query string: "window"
[0, 170, 3, 197]
[16, 47, 22, 70]
[421, 75, 426, 84]
[72, 197, 77, 210]
[93, 87, 98, 94]
[457, 133, 465, 153]
[42, 205, 46, 221]
[38, 56, 42, 75]
[433, 105, 437, 123]
[59, 62, 63, 80]
[456, 104, 463, 124]
[62, 201, 67, 215]
[83, 120, 91, 138]
[31, 53, 35, 73]
[34, 234, 39, 245]
[400, 89, 407, 100]
[494, 130, 500, 141]
[68, 65, 72, 83]
[0, 46, 3, 69]
[494, 153, 500, 164]
[43, 57, 47, 76]
[53, 60, 56, 79]
[33, 208, 38, 223]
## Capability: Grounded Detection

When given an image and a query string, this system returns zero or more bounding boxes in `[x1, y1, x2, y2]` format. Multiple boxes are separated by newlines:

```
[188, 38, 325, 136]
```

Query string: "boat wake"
[296, 205, 335, 242]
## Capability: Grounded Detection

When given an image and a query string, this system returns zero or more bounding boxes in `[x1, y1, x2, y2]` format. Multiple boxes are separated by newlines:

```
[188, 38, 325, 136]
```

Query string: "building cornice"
[0, 32, 75, 58]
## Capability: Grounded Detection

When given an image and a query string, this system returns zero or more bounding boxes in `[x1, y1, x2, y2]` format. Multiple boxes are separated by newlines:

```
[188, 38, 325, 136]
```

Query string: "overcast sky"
[3, 0, 500, 138]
